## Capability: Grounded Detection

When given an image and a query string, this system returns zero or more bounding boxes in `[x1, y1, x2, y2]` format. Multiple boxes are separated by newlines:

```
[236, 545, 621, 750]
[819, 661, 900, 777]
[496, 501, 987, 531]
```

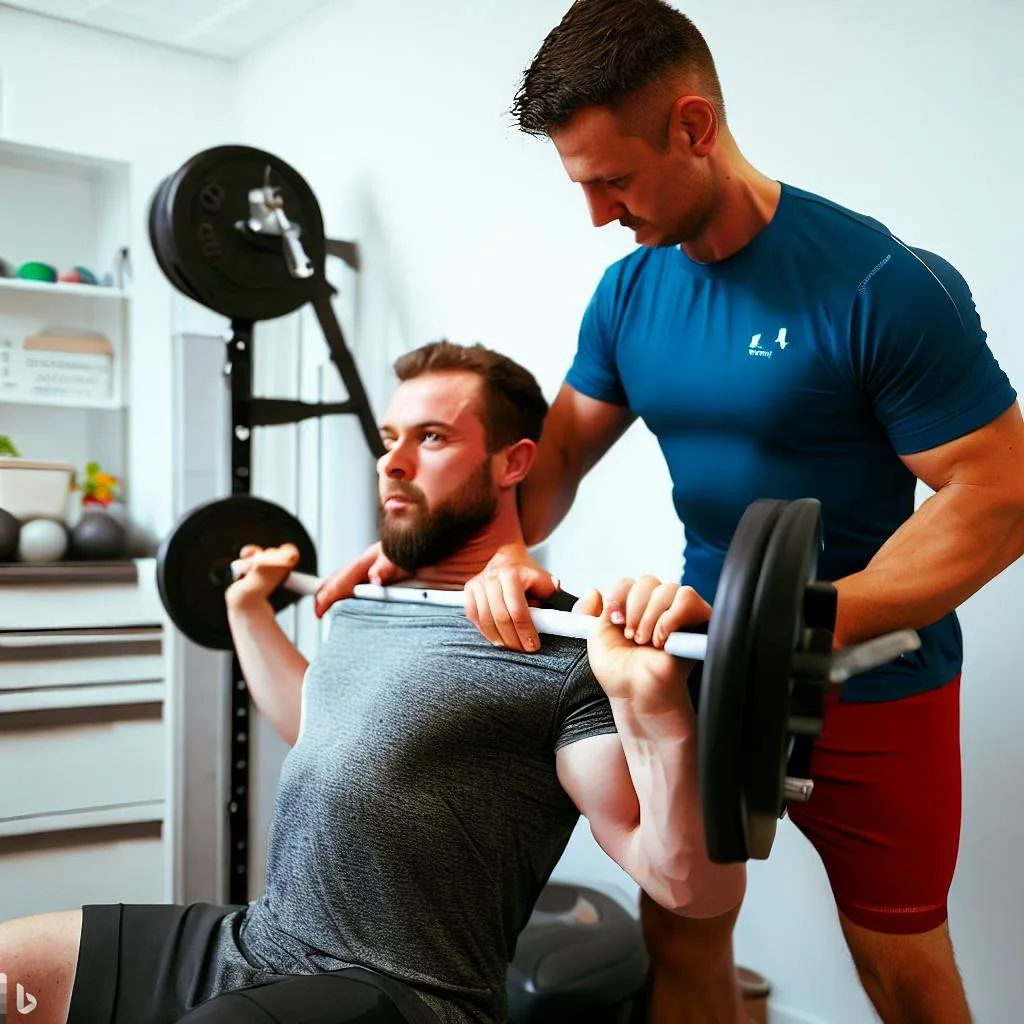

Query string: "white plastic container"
[0, 458, 75, 521]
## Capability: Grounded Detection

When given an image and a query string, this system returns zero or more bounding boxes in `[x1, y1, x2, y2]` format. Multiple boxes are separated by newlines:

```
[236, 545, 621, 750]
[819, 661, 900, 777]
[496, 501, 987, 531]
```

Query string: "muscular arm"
[556, 710, 744, 919]
[519, 382, 635, 545]
[834, 403, 1024, 646]
[555, 586, 745, 918]
[226, 557, 309, 747]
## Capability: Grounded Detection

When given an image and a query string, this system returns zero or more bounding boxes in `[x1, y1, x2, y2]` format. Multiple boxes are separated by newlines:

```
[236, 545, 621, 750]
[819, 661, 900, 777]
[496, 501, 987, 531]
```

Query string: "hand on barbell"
[464, 542, 563, 652]
[312, 541, 409, 619]
[580, 578, 711, 715]
[227, 543, 302, 611]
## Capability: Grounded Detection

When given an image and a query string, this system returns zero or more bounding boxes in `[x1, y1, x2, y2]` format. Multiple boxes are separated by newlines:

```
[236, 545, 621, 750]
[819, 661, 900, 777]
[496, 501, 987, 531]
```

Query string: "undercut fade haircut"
[512, 0, 726, 143]
[393, 341, 548, 453]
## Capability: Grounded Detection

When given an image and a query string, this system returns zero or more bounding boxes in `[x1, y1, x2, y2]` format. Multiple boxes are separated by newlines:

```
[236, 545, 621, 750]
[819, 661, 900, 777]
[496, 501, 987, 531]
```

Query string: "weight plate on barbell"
[148, 145, 326, 322]
[157, 495, 318, 651]
[698, 499, 788, 864]
[743, 498, 822, 860]
[149, 169, 202, 304]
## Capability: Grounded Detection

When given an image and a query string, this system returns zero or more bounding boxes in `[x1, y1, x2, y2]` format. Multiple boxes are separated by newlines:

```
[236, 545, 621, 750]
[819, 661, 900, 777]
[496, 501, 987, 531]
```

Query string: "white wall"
[234, 3, 1024, 1023]
[0, 5, 237, 540]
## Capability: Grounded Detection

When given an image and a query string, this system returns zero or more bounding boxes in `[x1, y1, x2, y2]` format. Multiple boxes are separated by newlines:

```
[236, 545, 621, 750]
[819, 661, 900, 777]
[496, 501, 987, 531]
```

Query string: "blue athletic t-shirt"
[567, 183, 1016, 701]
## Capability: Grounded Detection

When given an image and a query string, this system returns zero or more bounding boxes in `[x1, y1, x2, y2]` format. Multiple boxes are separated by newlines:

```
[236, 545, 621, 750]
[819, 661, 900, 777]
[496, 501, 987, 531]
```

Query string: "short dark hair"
[393, 341, 548, 452]
[512, 0, 725, 141]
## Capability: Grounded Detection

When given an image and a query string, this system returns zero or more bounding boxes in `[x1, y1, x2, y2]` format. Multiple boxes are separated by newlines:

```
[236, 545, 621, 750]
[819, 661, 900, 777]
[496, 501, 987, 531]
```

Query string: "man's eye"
[422, 432, 444, 444]
[608, 178, 627, 191]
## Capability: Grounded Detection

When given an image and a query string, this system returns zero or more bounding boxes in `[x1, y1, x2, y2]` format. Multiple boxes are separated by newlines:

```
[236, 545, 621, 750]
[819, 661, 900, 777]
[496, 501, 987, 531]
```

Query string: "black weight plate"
[157, 148, 234, 308]
[162, 145, 325, 322]
[157, 495, 318, 651]
[698, 499, 788, 864]
[149, 169, 202, 303]
[743, 498, 822, 860]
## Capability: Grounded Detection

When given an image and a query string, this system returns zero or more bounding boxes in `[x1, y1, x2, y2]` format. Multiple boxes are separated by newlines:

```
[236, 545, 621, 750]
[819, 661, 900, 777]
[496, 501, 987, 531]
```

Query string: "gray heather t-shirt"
[205, 597, 617, 1022]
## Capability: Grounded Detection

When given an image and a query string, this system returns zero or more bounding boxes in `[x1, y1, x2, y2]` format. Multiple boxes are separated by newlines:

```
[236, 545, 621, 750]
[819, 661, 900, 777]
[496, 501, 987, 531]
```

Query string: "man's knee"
[640, 891, 740, 966]
[0, 909, 82, 1024]
[840, 916, 971, 1022]
[841, 913, 958, 984]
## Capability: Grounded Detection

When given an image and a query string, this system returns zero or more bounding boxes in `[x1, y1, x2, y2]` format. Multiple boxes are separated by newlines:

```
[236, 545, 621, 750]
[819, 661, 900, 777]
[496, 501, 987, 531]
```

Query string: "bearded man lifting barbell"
[0, 342, 750, 1024]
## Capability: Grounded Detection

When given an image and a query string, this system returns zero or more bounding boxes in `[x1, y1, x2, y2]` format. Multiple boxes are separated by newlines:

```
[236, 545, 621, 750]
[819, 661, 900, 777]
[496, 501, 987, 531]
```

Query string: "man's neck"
[682, 135, 781, 265]
[404, 503, 528, 590]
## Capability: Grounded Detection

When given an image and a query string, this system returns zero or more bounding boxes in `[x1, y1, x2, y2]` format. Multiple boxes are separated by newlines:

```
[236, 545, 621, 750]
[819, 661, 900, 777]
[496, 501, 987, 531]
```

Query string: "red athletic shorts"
[785, 676, 962, 935]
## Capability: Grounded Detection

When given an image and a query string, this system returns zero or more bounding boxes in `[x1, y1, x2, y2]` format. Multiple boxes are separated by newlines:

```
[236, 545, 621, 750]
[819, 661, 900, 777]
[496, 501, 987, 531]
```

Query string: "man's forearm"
[608, 696, 745, 919]
[834, 482, 1024, 647]
[226, 599, 309, 746]
[518, 441, 579, 546]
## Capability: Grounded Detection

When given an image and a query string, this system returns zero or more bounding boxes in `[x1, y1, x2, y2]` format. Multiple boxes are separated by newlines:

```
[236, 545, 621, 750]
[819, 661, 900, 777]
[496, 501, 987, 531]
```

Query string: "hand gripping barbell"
[156, 493, 919, 863]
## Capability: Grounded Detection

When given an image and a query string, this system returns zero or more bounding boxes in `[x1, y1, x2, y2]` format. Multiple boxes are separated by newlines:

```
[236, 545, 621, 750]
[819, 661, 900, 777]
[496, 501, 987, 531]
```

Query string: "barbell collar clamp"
[790, 630, 920, 684]
[783, 777, 815, 803]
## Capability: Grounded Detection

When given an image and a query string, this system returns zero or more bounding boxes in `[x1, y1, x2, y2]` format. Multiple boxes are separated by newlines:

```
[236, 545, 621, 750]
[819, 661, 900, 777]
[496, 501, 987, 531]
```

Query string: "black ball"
[0, 507, 20, 561]
[71, 511, 128, 560]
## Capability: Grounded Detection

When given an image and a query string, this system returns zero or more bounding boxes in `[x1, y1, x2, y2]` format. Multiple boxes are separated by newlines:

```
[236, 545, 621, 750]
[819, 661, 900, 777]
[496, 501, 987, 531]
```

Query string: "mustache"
[380, 483, 425, 504]
[619, 215, 644, 229]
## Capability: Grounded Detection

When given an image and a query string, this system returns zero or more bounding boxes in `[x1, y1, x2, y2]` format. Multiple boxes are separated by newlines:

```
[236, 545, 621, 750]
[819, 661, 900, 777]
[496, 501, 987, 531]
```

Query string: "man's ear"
[496, 439, 537, 488]
[669, 94, 717, 157]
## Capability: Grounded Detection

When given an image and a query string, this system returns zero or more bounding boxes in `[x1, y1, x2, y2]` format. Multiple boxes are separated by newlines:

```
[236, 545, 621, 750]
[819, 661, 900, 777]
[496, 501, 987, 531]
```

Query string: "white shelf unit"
[0, 277, 129, 301]
[0, 142, 172, 919]
[0, 138, 131, 484]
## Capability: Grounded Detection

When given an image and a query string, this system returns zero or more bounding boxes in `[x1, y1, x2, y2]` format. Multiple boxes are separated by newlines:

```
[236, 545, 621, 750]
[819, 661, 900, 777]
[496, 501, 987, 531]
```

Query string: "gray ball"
[0, 507, 20, 561]
[72, 511, 128, 560]
[18, 518, 69, 562]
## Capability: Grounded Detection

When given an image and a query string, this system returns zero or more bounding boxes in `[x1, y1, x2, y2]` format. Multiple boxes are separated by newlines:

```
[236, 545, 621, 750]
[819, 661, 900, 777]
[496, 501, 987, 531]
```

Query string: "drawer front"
[0, 824, 166, 919]
[0, 559, 164, 630]
[0, 629, 163, 692]
[0, 704, 165, 823]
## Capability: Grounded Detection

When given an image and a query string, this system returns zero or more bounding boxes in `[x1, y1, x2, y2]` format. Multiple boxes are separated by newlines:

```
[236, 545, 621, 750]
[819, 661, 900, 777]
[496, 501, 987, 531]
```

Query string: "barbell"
[157, 493, 919, 864]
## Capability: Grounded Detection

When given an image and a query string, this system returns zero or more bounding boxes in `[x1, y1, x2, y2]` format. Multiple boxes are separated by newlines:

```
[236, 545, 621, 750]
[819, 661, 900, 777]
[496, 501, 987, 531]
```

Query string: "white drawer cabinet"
[0, 559, 172, 920]
[0, 629, 163, 691]
[0, 826, 165, 920]
[0, 705, 165, 826]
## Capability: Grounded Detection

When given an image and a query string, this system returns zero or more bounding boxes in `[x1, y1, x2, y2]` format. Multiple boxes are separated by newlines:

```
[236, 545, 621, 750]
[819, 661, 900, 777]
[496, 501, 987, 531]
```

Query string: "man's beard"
[378, 461, 498, 572]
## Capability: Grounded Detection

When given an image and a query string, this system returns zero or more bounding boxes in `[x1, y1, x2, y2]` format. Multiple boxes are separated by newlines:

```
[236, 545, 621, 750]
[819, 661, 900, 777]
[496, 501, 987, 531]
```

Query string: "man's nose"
[378, 442, 413, 479]
[582, 184, 622, 228]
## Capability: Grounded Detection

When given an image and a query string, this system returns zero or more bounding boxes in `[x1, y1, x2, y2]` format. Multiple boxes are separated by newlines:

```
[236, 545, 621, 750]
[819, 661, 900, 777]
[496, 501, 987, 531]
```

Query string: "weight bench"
[172, 882, 647, 1023]
[507, 882, 647, 1024]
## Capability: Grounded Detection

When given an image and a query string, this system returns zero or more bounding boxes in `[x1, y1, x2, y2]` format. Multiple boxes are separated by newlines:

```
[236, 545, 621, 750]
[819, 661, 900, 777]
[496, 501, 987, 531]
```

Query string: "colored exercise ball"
[18, 518, 68, 562]
[71, 511, 127, 559]
[58, 266, 99, 286]
[0, 508, 20, 561]
[15, 261, 58, 283]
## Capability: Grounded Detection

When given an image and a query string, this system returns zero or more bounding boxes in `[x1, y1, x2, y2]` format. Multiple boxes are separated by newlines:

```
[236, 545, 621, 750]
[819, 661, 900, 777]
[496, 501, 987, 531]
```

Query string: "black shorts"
[68, 903, 438, 1024]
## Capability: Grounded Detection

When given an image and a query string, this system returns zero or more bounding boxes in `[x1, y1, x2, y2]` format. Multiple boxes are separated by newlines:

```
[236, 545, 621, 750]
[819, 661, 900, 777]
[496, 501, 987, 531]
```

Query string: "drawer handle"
[0, 631, 162, 659]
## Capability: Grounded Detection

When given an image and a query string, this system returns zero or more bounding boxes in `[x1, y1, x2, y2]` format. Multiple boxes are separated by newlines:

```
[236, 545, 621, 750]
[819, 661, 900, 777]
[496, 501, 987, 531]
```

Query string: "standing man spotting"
[316, 3, 1024, 1022]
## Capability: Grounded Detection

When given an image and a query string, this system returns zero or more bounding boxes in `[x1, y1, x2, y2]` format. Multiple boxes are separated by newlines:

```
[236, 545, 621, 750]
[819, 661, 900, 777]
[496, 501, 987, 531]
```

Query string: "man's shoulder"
[781, 182, 895, 242]
[329, 598, 590, 675]
[594, 245, 665, 293]
[779, 184, 969, 301]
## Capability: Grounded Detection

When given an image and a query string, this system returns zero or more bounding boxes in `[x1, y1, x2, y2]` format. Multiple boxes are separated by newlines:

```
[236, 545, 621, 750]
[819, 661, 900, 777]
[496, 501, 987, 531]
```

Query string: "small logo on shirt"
[749, 327, 788, 358]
